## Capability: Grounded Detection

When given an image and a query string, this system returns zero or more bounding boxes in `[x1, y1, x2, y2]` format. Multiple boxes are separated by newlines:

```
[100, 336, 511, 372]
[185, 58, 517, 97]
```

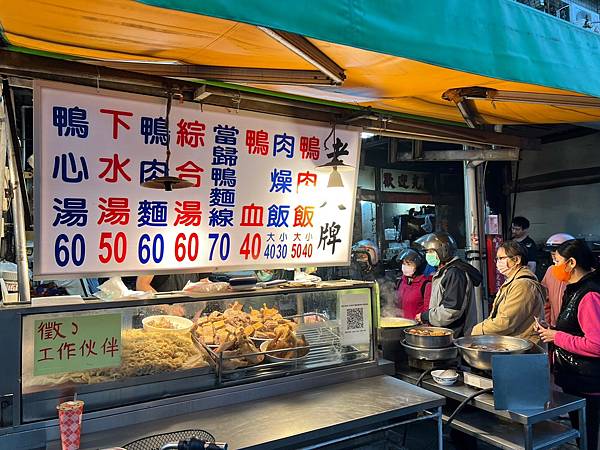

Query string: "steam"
[378, 277, 403, 318]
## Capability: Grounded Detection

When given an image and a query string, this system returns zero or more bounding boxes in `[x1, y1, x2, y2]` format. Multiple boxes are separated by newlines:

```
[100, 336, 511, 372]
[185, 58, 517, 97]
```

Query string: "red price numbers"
[240, 233, 261, 260]
[175, 233, 199, 262]
[291, 243, 313, 259]
[99, 232, 127, 264]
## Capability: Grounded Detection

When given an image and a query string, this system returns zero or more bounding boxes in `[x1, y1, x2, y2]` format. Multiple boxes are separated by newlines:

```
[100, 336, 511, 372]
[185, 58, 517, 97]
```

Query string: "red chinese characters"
[293, 206, 315, 227]
[176, 119, 206, 148]
[240, 203, 264, 226]
[300, 136, 320, 160]
[175, 161, 204, 187]
[100, 109, 133, 140]
[98, 154, 132, 183]
[246, 129, 269, 155]
[98, 197, 130, 225]
[297, 171, 317, 188]
[174, 201, 202, 226]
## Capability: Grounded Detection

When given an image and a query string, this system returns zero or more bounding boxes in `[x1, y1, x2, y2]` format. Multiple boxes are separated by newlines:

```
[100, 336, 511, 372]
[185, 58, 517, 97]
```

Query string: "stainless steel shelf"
[445, 409, 579, 450]
[397, 367, 585, 425]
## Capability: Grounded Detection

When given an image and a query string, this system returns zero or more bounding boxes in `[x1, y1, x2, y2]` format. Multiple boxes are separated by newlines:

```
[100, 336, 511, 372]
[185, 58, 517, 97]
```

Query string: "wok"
[454, 335, 533, 371]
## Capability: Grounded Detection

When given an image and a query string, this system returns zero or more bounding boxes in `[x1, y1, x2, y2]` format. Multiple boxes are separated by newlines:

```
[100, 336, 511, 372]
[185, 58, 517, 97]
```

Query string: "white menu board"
[34, 81, 360, 278]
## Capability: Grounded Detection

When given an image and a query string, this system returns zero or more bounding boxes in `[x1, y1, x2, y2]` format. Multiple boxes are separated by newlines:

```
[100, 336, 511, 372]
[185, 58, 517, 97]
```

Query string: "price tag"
[34, 313, 122, 376]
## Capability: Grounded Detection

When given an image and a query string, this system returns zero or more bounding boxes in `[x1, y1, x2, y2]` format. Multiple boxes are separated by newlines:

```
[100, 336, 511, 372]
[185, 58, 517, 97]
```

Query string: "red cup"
[57, 400, 84, 450]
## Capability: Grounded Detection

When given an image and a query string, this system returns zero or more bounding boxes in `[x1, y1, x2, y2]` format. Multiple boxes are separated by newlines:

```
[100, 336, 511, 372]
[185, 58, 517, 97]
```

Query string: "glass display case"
[0, 283, 376, 426]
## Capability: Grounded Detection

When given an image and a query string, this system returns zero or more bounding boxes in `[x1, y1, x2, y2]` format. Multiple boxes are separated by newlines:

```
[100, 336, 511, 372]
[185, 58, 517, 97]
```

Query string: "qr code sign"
[346, 307, 364, 330]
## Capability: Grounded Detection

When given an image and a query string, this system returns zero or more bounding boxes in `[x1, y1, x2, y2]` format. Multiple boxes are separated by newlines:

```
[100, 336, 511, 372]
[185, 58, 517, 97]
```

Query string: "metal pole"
[0, 113, 6, 258]
[0, 90, 30, 302]
[476, 163, 489, 317]
[463, 147, 484, 323]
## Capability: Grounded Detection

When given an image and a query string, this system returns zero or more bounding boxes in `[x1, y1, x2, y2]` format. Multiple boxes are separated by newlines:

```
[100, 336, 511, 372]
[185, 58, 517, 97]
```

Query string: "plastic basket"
[123, 429, 215, 450]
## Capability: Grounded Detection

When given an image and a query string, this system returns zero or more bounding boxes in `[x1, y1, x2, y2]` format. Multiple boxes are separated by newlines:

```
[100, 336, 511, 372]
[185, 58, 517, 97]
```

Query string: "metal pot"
[401, 340, 458, 361]
[454, 335, 533, 371]
[404, 326, 454, 348]
[377, 317, 418, 362]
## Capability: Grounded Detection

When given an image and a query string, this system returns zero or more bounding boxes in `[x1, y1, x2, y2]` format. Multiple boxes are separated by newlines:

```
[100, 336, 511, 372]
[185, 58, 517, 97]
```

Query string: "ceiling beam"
[257, 28, 346, 84]
[392, 149, 520, 162]
[515, 166, 600, 192]
[445, 86, 600, 109]
[81, 61, 336, 85]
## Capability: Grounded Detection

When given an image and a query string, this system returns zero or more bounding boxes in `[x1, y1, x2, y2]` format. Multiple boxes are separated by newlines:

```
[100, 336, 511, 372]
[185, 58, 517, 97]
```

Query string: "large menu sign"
[34, 81, 360, 279]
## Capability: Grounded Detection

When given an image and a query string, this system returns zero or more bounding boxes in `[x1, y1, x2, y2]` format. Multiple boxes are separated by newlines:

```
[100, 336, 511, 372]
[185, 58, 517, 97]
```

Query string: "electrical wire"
[445, 387, 493, 427]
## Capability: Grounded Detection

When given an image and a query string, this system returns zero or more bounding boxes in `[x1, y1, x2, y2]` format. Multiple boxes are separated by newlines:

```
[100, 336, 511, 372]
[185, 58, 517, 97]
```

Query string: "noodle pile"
[27, 329, 208, 387]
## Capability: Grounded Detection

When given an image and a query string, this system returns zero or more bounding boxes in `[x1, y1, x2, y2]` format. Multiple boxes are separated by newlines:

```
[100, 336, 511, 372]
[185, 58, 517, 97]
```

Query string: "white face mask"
[402, 264, 416, 277]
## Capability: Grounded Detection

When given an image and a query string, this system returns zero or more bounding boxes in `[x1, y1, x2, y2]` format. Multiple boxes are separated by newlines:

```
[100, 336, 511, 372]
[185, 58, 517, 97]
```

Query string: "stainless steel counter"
[47, 375, 445, 450]
[397, 366, 587, 450]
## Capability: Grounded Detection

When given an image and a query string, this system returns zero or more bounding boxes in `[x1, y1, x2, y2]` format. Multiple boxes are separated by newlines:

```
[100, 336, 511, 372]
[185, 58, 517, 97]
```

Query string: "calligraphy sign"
[34, 313, 122, 376]
[380, 169, 430, 194]
[34, 81, 361, 278]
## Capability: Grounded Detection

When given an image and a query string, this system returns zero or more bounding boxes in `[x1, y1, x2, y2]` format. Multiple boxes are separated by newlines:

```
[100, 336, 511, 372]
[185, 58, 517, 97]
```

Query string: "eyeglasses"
[495, 256, 514, 262]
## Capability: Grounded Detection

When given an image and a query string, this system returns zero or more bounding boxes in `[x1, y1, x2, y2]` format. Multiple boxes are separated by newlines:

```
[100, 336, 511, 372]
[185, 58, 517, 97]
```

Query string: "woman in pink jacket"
[537, 239, 600, 450]
[396, 249, 432, 320]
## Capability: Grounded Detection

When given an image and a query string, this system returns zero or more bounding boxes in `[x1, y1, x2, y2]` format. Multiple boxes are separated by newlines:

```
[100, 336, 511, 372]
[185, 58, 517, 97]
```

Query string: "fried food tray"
[192, 313, 369, 383]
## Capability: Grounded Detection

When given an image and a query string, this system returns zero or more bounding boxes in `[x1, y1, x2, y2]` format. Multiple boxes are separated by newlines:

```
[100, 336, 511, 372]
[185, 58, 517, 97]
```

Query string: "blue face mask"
[255, 270, 274, 282]
[425, 252, 441, 268]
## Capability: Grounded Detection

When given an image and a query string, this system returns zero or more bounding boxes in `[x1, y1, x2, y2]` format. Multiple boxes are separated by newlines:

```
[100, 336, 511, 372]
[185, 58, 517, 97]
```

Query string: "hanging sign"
[34, 81, 360, 278]
[34, 313, 122, 376]
[380, 169, 430, 194]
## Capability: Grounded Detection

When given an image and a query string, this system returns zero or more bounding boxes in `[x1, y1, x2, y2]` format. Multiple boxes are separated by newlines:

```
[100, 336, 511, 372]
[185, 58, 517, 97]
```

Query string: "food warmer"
[0, 282, 379, 448]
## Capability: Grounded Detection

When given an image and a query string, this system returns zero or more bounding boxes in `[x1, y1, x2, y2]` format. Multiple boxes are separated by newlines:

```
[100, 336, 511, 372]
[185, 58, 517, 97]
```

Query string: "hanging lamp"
[141, 92, 194, 191]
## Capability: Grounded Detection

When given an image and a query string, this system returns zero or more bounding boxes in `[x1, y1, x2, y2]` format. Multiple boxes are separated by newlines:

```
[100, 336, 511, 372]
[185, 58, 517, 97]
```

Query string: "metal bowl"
[259, 340, 310, 363]
[404, 326, 454, 348]
[401, 340, 458, 361]
[454, 335, 533, 371]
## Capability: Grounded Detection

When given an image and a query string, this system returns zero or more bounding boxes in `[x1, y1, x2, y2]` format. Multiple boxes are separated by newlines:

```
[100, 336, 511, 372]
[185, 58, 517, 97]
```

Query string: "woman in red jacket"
[396, 249, 432, 320]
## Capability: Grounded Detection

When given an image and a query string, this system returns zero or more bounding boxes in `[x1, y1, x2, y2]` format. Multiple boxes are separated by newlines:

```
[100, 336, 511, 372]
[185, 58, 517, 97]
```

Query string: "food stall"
[0, 80, 446, 449]
[0, 283, 446, 449]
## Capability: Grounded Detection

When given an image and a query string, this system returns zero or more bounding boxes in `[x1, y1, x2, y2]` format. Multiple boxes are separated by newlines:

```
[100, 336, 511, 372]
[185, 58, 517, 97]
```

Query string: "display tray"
[194, 318, 369, 384]
[22, 364, 214, 396]
[21, 365, 216, 423]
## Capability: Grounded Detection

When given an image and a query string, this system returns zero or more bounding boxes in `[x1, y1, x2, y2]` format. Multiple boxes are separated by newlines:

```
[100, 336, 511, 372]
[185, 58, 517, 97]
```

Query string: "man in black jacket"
[414, 232, 483, 337]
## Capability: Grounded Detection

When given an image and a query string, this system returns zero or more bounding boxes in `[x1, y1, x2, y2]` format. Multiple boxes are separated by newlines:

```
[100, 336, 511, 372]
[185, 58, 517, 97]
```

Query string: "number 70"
[208, 233, 231, 261]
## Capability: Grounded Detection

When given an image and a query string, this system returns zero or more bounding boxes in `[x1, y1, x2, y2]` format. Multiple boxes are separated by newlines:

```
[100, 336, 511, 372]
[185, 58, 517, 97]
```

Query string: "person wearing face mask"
[541, 233, 575, 327]
[414, 232, 483, 337]
[395, 249, 432, 320]
[537, 239, 600, 450]
[471, 240, 545, 344]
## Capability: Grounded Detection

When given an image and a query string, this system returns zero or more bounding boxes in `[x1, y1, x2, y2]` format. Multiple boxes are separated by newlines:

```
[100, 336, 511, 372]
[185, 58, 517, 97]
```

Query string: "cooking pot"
[454, 335, 533, 371]
[377, 317, 418, 362]
[404, 326, 454, 349]
[401, 340, 458, 361]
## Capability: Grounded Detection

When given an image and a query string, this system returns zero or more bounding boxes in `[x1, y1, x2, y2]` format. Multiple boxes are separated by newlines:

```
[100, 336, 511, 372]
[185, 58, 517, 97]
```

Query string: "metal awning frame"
[0, 50, 534, 154]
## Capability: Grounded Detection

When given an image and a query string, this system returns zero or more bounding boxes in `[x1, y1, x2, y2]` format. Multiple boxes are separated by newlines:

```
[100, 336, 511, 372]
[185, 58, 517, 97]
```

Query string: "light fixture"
[141, 93, 194, 191]
[361, 132, 375, 139]
[327, 166, 344, 188]
[257, 27, 345, 85]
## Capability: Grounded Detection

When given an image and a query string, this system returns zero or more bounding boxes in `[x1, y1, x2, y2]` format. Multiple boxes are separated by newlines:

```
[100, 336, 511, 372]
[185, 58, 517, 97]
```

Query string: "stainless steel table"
[47, 375, 445, 450]
[397, 367, 587, 450]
